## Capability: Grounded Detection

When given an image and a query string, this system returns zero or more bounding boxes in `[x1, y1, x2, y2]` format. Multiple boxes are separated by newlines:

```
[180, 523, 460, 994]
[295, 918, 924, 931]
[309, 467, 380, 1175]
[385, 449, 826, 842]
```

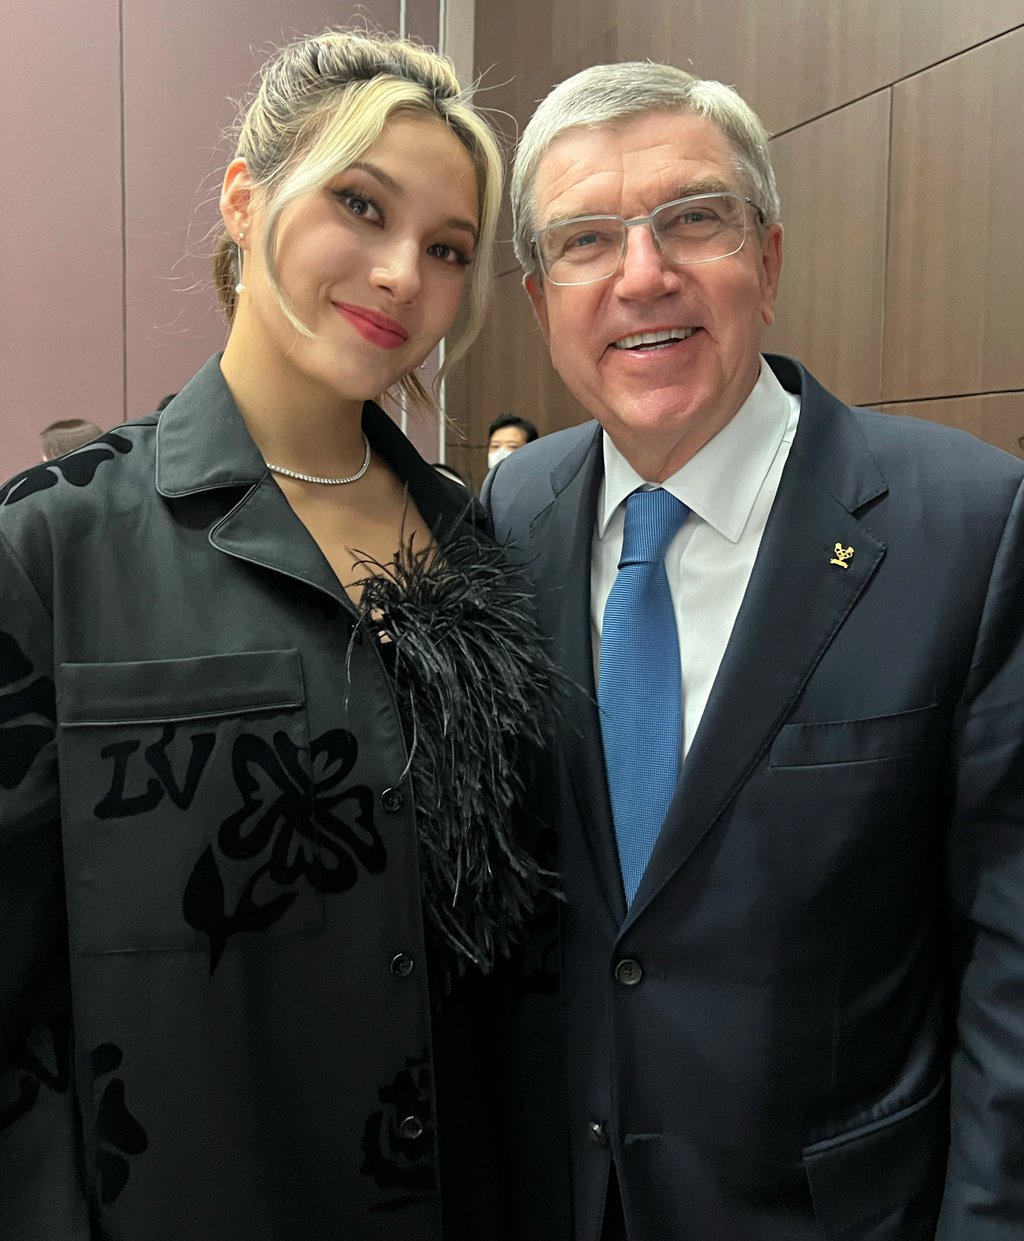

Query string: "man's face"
[525, 110, 782, 480]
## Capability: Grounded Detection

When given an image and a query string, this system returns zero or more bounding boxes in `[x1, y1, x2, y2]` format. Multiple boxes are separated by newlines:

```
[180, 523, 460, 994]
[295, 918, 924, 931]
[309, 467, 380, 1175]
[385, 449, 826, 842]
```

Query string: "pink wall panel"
[121, 0, 403, 419]
[0, 0, 124, 476]
[1, 0, 452, 481]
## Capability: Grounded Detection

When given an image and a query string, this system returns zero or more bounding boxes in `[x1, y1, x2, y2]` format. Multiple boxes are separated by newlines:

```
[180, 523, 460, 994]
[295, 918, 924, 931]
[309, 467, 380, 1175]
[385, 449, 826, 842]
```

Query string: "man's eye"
[563, 229, 618, 256]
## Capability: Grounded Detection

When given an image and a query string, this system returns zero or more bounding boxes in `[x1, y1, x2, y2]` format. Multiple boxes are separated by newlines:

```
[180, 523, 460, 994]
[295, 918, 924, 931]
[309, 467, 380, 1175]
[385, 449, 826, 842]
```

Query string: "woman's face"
[231, 113, 480, 409]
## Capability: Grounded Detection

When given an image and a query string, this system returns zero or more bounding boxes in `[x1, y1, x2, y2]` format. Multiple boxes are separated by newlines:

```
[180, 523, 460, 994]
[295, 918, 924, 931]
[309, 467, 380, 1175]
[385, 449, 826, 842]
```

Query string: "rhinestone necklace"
[266, 433, 371, 485]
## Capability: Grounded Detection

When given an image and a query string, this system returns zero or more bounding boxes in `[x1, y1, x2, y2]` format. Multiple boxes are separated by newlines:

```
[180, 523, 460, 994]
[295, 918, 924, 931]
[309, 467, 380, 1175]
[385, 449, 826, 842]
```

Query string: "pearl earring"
[235, 232, 245, 296]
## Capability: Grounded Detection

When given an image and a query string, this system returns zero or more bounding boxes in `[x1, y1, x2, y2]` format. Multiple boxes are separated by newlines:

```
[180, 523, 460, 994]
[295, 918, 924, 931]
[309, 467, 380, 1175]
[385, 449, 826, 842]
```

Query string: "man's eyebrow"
[343, 161, 478, 242]
[539, 176, 741, 231]
[670, 176, 736, 198]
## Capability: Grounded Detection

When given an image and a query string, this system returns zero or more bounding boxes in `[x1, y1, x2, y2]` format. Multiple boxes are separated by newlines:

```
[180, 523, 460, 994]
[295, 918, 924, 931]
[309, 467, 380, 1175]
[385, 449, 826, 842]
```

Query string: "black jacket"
[0, 356, 566, 1241]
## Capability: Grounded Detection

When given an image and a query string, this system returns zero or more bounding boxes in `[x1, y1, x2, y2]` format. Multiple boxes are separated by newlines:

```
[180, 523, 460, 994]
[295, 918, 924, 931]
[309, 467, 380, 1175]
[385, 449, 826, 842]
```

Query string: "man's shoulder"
[853, 403, 1022, 476]
[483, 421, 599, 522]
[775, 353, 1024, 490]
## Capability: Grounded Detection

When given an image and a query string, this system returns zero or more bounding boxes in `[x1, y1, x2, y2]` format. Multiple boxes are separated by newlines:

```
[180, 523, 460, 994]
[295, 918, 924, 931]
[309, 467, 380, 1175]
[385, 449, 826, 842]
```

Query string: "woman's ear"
[220, 158, 254, 239]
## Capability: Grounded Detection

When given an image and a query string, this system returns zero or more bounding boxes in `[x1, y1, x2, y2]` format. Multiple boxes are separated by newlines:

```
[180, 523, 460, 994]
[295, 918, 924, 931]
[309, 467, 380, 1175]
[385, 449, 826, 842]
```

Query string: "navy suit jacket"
[482, 355, 1024, 1240]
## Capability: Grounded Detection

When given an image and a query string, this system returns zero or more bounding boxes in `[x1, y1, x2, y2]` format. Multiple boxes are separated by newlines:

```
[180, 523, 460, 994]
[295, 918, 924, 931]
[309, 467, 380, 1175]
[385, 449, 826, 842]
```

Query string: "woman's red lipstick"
[334, 303, 408, 349]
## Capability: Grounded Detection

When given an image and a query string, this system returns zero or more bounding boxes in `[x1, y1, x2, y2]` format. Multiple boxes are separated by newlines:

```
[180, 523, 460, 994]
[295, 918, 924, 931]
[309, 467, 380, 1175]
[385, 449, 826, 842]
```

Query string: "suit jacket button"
[614, 958, 643, 986]
[399, 1115, 424, 1141]
[380, 787, 404, 813]
[390, 952, 415, 977]
[587, 1120, 609, 1147]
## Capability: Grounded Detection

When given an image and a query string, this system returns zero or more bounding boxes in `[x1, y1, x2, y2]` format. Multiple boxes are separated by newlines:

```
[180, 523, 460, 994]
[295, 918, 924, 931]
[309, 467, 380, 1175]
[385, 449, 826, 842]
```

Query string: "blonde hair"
[212, 30, 503, 410]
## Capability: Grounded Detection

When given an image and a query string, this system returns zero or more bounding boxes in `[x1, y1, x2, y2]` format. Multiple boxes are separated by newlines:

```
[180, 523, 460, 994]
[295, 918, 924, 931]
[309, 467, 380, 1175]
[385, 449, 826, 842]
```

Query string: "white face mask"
[487, 445, 515, 471]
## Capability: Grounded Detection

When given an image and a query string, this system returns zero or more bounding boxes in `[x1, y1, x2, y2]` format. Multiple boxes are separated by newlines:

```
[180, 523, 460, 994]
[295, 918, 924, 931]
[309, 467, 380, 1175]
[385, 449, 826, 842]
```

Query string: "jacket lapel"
[529, 430, 627, 920]
[626, 361, 889, 924]
[210, 478, 353, 607]
[154, 356, 475, 612]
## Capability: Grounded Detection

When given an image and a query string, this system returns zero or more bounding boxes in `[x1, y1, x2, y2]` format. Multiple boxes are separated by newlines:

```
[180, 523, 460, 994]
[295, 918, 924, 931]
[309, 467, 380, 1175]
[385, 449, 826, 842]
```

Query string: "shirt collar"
[598, 356, 795, 543]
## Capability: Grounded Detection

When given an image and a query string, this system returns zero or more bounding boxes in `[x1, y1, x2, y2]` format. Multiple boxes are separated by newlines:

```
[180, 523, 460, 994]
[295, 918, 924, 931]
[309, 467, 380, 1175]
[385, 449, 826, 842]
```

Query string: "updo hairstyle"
[212, 29, 503, 409]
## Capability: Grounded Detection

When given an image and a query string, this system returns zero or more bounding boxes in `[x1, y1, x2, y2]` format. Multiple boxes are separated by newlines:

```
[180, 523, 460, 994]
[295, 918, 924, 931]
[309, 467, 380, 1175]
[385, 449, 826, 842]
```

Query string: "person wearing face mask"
[486, 413, 539, 470]
[0, 29, 567, 1241]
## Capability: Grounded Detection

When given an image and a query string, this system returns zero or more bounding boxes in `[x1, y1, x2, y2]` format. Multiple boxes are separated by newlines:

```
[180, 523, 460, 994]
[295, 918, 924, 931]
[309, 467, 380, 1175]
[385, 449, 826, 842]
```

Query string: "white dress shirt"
[592, 357, 801, 760]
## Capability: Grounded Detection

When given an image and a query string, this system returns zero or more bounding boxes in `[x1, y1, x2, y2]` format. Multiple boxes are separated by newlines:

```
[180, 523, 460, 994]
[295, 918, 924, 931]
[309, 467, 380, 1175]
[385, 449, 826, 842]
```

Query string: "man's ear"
[759, 222, 784, 328]
[220, 158, 255, 239]
[524, 272, 550, 342]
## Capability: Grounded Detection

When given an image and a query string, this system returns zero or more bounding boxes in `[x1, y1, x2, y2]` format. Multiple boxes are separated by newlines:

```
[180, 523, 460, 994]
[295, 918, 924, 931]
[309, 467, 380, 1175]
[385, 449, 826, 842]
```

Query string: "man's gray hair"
[511, 61, 781, 275]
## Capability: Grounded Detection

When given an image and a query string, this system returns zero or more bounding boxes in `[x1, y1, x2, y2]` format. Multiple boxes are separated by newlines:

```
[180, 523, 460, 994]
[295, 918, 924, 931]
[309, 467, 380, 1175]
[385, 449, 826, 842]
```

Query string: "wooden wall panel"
[464, 1, 1024, 472]
[446, 269, 590, 491]
[883, 27, 1024, 401]
[612, 0, 1024, 135]
[877, 392, 1024, 461]
[766, 90, 890, 406]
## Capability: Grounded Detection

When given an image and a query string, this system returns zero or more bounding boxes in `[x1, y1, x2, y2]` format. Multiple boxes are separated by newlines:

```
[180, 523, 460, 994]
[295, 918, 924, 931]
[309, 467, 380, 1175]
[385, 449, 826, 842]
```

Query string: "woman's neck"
[219, 329, 369, 476]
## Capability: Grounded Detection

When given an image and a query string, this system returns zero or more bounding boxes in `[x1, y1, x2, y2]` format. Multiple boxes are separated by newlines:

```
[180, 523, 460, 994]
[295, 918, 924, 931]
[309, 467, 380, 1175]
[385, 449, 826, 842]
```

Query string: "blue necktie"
[599, 487, 688, 905]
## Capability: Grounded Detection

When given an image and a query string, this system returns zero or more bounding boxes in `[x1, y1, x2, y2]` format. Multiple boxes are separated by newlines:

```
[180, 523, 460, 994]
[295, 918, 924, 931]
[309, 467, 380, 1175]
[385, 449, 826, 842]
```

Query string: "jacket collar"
[154, 353, 481, 533]
[155, 355, 266, 496]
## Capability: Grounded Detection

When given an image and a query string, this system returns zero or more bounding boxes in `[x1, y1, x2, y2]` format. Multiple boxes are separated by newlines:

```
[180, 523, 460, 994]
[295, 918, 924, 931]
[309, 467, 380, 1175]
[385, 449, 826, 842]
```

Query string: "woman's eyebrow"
[347, 160, 478, 242]
[347, 161, 403, 195]
[446, 216, 479, 242]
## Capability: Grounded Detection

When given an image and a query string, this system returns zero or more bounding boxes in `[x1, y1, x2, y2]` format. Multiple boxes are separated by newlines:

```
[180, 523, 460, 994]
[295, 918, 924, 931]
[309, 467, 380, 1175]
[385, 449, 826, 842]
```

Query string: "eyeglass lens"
[538, 192, 750, 285]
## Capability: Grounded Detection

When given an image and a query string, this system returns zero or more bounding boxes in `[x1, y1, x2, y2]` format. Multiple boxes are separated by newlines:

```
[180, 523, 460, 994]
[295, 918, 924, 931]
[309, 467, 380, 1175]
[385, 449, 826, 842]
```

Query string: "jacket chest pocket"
[57, 650, 325, 964]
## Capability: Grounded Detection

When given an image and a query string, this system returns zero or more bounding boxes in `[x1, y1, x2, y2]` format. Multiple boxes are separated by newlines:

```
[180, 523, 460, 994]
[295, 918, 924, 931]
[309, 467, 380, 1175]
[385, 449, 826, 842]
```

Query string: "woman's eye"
[427, 242, 471, 267]
[335, 190, 383, 223]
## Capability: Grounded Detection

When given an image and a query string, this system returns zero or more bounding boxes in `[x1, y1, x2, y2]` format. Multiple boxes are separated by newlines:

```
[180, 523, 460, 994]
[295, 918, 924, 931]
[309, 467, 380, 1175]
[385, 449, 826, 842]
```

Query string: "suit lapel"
[627, 365, 889, 924]
[529, 430, 627, 920]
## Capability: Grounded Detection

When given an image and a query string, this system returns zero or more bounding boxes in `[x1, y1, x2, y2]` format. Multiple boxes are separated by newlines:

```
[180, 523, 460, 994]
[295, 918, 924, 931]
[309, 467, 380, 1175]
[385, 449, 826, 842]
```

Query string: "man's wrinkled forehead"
[532, 111, 738, 228]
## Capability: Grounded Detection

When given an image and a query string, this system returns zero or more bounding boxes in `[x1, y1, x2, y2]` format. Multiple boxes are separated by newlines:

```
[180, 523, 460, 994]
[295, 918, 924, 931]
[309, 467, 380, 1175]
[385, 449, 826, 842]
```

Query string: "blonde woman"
[0, 30, 563, 1241]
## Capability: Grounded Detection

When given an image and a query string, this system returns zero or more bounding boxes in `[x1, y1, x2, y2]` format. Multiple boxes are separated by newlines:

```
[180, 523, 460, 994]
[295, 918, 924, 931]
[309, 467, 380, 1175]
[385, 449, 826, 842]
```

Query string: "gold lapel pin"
[830, 543, 854, 569]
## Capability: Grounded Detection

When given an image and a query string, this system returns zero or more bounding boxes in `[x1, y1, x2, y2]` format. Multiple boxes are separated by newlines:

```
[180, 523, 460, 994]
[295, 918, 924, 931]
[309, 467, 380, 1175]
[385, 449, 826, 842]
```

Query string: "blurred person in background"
[39, 418, 103, 461]
[486, 412, 538, 470]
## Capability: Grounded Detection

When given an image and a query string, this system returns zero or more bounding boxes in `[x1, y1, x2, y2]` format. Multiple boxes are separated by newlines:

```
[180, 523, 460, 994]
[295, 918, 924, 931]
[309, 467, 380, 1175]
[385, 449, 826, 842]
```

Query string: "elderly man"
[483, 62, 1024, 1241]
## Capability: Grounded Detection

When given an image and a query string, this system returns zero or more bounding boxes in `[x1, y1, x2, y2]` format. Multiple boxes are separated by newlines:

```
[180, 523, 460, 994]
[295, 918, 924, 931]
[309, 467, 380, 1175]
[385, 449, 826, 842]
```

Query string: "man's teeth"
[614, 327, 696, 350]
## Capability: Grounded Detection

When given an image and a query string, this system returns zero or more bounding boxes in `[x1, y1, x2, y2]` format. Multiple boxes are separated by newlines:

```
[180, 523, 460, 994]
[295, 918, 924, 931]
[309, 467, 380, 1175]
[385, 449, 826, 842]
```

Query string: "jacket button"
[380, 787, 404, 813]
[399, 1115, 424, 1141]
[587, 1120, 609, 1148]
[390, 952, 415, 977]
[614, 958, 643, 986]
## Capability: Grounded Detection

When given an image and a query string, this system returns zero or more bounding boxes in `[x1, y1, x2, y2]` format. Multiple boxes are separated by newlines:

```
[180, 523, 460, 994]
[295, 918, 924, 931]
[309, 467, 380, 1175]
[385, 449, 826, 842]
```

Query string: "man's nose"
[614, 223, 680, 298]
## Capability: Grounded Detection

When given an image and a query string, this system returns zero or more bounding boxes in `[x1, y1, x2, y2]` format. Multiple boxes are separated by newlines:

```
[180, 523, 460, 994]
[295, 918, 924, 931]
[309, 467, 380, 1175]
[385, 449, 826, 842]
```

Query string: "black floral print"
[0, 630, 55, 790]
[183, 727, 385, 972]
[0, 1020, 146, 1207]
[360, 1049, 435, 1211]
[90, 1044, 148, 1205]
[0, 1011, 71, 1131]
[0, 432, 133, 508]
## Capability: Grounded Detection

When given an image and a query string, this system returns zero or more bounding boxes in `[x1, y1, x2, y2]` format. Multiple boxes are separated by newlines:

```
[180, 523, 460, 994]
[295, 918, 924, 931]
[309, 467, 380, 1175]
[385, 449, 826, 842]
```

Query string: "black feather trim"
[349, 528, 563, 977]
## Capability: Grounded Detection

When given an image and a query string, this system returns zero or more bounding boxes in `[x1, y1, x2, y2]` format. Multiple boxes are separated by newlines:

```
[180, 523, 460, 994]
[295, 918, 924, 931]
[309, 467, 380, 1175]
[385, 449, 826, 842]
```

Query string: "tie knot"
[620, 488, 688, 566]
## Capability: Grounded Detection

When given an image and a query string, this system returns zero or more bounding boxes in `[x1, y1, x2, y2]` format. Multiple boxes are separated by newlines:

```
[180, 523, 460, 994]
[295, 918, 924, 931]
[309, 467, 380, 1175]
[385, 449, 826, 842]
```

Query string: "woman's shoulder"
[0, 419, 159, 523]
